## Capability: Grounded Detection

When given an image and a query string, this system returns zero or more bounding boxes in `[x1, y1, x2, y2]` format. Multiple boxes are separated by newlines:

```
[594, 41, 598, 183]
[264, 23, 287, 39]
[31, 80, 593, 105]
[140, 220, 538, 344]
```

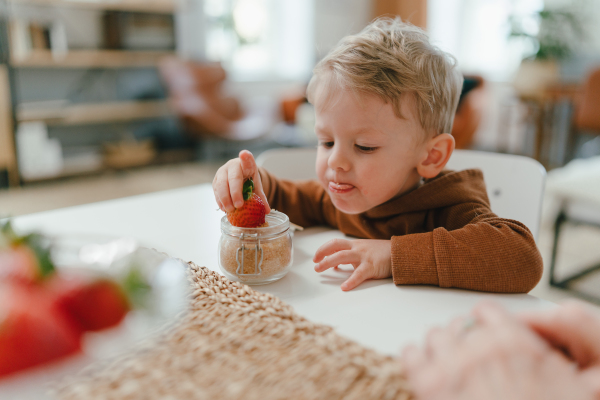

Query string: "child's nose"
[328, 147, 351, 171]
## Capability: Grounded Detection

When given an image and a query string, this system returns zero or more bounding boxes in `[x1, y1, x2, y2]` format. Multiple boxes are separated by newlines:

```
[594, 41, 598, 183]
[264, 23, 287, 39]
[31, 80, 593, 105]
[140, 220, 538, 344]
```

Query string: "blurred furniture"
[0, 65, 19, 187]
[373, 0, 427, 29]
[256, 147, 317, 180]
[451, 75, 485, 149]
[159, 58, 275, 143]
[2, 0, 185, 185]
[256, 148, 545, 239]
[566, 68, 600, 162]
[547, 156, 600, 303]
[517, 82, 580, 169]
[159, 58, 243, 138]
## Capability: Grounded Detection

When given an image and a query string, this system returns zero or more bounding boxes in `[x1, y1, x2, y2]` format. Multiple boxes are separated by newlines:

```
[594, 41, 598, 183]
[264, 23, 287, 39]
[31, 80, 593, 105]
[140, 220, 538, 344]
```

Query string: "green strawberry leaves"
[121, 263, 152, 309]
[242, 178, 255, 201]
[1, 220, 56, 278]
[23, 233, 55, 278]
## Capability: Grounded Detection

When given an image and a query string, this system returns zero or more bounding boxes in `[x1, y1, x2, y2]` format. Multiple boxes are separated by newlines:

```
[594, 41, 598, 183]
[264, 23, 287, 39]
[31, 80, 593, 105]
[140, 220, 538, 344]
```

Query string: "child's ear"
[417, 133, 455, 179]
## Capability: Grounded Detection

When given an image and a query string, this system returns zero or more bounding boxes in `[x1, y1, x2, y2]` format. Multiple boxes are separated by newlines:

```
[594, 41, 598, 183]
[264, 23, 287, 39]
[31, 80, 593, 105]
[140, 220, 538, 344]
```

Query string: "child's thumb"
[239, 150, 257, 178]
[253, 174, 271, 214]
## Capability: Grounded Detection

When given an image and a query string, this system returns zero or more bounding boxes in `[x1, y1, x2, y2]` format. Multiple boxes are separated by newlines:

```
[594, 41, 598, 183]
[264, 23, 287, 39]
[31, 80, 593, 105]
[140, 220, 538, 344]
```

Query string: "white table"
[10, 184, 555, 355]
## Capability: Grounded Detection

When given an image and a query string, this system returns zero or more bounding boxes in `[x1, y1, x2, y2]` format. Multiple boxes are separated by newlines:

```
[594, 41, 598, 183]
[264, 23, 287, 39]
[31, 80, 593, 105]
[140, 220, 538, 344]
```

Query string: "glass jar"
[218, 210, 293, 285]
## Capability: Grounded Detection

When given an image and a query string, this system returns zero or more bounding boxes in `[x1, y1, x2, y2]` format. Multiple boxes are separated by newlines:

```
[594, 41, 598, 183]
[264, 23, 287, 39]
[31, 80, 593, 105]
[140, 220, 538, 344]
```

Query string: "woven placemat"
[53, 262, 412, 400]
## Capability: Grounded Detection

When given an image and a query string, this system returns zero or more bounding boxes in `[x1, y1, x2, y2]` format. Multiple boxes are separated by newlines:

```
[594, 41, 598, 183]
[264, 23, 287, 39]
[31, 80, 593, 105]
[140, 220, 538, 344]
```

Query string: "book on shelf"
[10, 19, 68, 60]
[103, 11, 175, 50]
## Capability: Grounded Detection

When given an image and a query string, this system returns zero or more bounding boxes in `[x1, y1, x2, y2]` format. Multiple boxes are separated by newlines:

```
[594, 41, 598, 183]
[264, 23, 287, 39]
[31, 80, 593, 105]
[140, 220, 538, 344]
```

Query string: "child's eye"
[355, 145, 378, 153]
[319, 141, 334, 149]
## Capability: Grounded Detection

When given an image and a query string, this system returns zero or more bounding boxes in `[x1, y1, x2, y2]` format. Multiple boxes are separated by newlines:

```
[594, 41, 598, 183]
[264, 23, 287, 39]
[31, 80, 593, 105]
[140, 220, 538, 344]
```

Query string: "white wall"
[313, 0, 372, 62]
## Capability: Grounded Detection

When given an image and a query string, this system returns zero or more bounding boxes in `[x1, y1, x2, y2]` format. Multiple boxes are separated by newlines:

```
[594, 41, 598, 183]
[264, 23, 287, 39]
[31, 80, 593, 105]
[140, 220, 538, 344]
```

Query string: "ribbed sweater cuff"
[391, 233, 439, 286]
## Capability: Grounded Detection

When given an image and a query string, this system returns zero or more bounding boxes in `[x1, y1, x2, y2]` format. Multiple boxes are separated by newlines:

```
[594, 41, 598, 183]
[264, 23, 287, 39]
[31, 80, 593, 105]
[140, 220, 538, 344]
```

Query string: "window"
[204, 0, 315, 81]
[427, 0, 544, 81]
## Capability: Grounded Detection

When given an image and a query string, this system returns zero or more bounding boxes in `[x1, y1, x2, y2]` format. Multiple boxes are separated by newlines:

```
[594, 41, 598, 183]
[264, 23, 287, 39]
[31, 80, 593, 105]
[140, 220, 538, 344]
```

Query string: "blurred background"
[0, 0, 599, 303]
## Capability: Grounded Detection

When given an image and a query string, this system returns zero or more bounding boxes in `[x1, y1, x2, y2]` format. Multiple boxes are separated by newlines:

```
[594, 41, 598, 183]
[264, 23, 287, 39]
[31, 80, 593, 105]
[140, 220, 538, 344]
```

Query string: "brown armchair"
[567, 68, 600, 161]
[159, 58, 271, 142]
[451, 75, 486, 149]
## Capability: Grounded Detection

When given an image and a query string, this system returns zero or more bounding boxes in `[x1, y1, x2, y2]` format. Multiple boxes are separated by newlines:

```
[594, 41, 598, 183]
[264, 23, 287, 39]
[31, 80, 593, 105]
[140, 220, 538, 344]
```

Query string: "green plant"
[510, 7, 585, 61]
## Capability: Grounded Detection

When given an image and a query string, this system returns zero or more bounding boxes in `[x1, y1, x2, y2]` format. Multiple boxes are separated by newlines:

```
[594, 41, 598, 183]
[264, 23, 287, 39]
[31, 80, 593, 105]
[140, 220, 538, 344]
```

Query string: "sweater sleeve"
[258, 167, 337, 228]
[390, 203, 543, 293]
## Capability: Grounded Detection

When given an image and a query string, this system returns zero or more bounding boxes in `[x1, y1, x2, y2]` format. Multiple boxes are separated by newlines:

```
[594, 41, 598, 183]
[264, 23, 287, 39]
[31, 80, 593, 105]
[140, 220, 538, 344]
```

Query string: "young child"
[212, 18, 543, 293]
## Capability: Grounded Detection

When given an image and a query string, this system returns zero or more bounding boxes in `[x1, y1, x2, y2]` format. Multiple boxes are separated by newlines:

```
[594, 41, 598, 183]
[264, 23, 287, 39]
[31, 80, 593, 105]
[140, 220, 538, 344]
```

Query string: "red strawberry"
[49, 273, 131, 332]
[226, 178, 267, 228]
[0, 284, 82, 378]
[0, 222, 55, 284]
[0, 245, 40, 283]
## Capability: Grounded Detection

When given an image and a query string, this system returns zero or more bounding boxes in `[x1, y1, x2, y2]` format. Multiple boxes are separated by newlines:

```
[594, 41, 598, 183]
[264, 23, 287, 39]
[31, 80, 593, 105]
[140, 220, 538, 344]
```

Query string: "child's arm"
[389, 203, 543, 293]
[257, 166, 335, 228]
[313, 203, 543, 293]
[213, 150, 333, 228]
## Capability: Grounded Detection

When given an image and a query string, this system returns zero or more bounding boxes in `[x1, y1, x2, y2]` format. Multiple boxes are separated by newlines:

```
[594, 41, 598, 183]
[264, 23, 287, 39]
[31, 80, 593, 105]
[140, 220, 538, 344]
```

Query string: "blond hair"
[307, 17, 463, 135]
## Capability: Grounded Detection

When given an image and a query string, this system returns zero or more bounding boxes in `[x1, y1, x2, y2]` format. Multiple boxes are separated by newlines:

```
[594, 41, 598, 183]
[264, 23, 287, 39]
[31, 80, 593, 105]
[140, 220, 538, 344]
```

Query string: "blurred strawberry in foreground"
[226, 178, 267, 228]
[49, 273, 131, 332]
[0, 284, 81, 377]
[0, 222, 54, 284]
[0, 220, 152, 379]
[0, 245, 39, 282]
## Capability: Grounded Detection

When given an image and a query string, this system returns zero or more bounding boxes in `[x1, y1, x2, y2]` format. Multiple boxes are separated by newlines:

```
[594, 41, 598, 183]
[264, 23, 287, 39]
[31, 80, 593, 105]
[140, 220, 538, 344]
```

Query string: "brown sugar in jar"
[218, 211, 293, 285]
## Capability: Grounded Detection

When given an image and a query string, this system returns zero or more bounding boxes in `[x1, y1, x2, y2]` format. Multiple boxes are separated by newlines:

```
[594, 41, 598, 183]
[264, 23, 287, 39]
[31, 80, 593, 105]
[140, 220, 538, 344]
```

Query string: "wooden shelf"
[17, 99, 173, 125]
[8, 0, 177, 14]
[11, 49, 174, 68]
[21, 148, 196, 183]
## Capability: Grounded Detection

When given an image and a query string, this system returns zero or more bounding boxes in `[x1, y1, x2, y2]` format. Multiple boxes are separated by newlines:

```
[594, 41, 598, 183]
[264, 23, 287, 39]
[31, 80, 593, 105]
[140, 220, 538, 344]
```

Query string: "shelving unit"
[17, 99, 172, 125]
[11, 49, 175, 68]
[1, 0, 186, 186]
[21, 148, 196, 183]
[8, 0, 177, 14]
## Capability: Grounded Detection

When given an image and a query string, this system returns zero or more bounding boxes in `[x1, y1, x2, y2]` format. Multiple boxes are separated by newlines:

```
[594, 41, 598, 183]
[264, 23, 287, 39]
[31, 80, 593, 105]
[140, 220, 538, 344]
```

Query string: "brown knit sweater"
[259, 167, 543, 293]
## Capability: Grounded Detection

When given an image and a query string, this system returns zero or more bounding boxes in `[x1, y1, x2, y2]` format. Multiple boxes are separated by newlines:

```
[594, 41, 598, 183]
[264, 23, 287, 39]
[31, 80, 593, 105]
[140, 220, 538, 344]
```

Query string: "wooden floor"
[1, 161, 599, 310]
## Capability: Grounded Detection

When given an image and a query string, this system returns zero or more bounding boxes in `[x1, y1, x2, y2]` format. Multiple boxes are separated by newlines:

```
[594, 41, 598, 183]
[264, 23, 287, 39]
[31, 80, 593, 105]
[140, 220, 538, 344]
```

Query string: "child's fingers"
[314, 250, 356, 272]
[251, 170, 271, 214]
[239, 150, 271, 214]
[214, 195, 224, 211]
[239, 150, 257, 178]
[228, 167, 245, 209]
[213, 173, 235, 212]
[340, 266, 370, 291]
[313, 238, 352, 263]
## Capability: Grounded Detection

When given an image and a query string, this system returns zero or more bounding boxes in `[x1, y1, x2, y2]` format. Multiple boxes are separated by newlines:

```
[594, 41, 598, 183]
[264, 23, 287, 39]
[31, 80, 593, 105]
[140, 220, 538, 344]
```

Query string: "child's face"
[314, 88, 427, 214]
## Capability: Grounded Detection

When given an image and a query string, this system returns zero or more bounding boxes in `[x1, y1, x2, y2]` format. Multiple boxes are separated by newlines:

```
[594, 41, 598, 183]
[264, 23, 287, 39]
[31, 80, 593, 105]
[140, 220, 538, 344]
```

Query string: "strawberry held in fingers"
[226, 178, 267, 228]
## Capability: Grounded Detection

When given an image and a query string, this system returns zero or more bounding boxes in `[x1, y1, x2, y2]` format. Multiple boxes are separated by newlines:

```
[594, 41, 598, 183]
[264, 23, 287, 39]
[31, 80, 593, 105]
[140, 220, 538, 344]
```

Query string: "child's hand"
[212, 150, 271, 214]
[313, 239, 392, 291]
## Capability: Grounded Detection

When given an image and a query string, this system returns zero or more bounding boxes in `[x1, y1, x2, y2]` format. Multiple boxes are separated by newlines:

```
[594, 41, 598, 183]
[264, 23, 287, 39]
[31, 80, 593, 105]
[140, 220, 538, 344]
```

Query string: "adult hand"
[212, 150, 271, 214]
[520, 301, 600, 396]
[313, 238, 391, 291]
[402, 302, 597, 400]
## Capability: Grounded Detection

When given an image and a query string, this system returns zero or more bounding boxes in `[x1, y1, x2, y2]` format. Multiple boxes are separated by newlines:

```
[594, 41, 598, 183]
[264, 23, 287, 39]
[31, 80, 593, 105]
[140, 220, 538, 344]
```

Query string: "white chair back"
[256, 147, 318, 180]
[446, 150, 545, 239]
[256, 148, 546, 240]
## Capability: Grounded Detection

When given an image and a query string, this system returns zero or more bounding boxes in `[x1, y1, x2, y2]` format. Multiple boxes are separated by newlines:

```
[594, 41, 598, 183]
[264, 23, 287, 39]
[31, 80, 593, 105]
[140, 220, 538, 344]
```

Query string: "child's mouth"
[329, 182, 355, 194]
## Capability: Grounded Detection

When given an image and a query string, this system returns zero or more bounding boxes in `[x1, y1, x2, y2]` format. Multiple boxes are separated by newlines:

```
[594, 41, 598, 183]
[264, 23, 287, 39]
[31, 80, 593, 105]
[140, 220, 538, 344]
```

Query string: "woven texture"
[53, 262, 412, 400]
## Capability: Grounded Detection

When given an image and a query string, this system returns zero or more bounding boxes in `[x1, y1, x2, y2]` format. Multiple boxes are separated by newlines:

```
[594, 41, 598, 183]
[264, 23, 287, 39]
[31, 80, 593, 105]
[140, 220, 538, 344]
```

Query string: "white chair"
[256, 148, 546, 240]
